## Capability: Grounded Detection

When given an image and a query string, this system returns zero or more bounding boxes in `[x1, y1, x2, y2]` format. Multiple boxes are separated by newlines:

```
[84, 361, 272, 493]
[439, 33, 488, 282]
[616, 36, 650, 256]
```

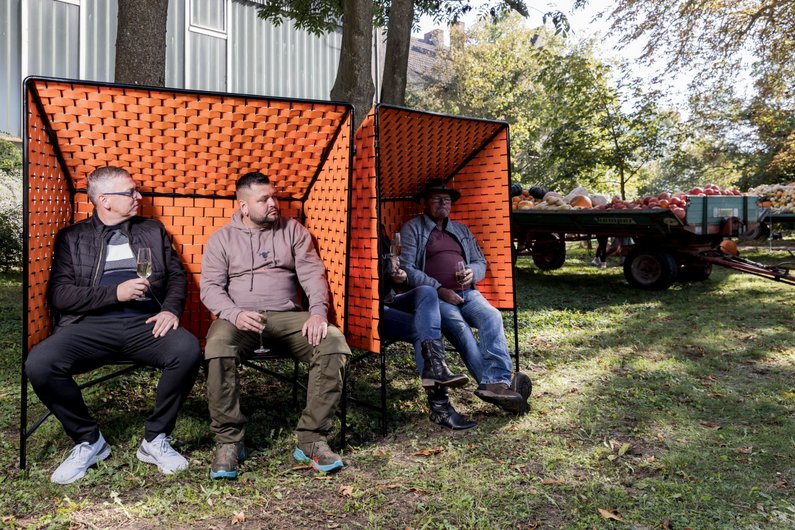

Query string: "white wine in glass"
[254, 311, 270, 354]
[136, 247, 152, 300]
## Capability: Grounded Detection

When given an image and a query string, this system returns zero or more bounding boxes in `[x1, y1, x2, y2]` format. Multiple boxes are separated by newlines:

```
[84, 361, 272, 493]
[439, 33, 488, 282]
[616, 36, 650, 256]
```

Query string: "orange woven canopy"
[24, 77, 359, 351]
[351, 105, 516, 354]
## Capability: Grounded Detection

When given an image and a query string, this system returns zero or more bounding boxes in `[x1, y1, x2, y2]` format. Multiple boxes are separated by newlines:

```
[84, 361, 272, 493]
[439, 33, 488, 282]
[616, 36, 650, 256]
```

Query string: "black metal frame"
[20, 76, 356, 469]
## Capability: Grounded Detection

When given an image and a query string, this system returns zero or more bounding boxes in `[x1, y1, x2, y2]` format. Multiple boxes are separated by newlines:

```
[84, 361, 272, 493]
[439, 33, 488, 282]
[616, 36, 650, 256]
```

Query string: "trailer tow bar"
[699, 252, 795, 286]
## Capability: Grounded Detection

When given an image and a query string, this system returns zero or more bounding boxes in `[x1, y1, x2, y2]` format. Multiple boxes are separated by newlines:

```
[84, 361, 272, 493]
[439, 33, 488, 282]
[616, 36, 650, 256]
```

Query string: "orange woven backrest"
[346, 111, 380, 351]
[352, 105, 515, 354]
[24, 77, 354, 352]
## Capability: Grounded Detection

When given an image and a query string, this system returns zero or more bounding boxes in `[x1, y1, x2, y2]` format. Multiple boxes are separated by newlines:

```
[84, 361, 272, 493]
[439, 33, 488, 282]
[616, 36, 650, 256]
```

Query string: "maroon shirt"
[424, 228, 469, 291]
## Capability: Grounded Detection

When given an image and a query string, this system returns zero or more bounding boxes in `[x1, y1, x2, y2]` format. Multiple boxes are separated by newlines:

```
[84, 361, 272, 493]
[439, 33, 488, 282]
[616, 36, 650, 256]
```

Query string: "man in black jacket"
[25, 166, 202, 484]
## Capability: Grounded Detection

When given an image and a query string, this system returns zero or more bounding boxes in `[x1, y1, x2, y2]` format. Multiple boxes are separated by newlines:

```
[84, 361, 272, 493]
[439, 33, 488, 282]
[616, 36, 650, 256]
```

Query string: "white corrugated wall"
[2, 0, 367, 138]
[229, 2, 341, 100]
[1, 0, 22, 136]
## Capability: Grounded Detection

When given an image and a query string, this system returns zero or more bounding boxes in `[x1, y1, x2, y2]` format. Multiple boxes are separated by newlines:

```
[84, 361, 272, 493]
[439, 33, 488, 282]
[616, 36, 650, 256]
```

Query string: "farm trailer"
[512, 195, 795, 290]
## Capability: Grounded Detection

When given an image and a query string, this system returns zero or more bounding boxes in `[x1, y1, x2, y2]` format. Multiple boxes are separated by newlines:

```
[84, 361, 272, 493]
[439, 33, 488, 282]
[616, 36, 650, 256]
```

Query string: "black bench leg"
[380, 353, 387, 437]
[20, 364, 28, 470]
[340, 365, 348, 448]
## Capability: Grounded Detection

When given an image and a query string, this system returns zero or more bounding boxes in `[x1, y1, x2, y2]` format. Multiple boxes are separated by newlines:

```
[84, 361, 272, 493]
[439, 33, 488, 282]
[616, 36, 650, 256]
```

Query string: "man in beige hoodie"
[200, 171, 350, 477]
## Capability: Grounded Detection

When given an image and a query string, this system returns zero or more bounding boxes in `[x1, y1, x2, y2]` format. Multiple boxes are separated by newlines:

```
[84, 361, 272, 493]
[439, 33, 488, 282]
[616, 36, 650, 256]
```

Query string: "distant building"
[408, 29, 446, 88]
[1, 0, 385, 139]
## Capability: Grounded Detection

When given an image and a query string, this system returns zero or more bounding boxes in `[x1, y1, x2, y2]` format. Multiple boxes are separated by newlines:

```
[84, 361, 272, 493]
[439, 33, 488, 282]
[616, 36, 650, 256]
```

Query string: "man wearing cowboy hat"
[399, 178, 531, 414]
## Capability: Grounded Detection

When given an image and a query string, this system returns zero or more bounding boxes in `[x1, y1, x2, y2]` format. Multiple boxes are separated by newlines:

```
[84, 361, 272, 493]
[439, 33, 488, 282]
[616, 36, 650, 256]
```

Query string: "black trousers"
[25, 315, 202, 444]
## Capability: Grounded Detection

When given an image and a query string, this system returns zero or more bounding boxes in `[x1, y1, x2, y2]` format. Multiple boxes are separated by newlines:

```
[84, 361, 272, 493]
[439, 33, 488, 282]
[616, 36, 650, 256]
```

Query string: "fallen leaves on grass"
[540, 479, 565, 485]
[606, 440, 633, 461]
[736, 446, 753, 454]
[699, 420, 721, 430]
[231, 512, 246, 525]
[414, 446, 445, 457]
[338, 485, 353, 497]
[597, 508, 623, 521]
[408, 487, 430, 494]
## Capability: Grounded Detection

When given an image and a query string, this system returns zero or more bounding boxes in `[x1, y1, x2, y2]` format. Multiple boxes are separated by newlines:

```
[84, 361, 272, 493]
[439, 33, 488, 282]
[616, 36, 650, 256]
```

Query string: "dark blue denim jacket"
[398, 213, 487, 290]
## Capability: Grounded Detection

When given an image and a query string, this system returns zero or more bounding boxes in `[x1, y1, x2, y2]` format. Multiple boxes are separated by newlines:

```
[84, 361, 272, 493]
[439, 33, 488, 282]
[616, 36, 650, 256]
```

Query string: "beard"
[249, 208, 279, 228]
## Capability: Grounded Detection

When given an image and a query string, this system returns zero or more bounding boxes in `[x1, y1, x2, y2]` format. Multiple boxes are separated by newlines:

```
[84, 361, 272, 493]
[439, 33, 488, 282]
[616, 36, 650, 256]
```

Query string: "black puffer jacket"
[49, 214, 186, 327]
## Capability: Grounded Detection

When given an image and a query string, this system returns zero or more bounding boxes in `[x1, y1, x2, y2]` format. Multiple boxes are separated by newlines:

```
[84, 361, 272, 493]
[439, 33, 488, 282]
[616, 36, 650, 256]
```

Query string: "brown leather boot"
[426, 386, 477, 430]
[474, 383, 525, 414]
[420, 339, 468, 389]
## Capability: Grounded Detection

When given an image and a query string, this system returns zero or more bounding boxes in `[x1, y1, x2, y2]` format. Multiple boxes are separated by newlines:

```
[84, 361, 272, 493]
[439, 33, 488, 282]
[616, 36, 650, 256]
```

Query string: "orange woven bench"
[350, 104, 520, 431]
[21, 77, 364, 469]
[21, 80, 518, 470]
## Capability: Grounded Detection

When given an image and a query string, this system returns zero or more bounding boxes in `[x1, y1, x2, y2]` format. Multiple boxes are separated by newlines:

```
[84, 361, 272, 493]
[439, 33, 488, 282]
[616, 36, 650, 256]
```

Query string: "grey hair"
[87, 166, 131, 205]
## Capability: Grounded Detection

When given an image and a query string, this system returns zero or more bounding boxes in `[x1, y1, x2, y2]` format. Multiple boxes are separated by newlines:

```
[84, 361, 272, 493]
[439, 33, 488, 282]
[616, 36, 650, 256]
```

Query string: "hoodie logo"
[259, 250, 270, 261]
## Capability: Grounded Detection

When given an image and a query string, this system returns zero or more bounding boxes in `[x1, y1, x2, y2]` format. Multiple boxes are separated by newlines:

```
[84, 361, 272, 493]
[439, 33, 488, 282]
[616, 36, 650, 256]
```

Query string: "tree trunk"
[115, 0, 169, 86]
[331, 0, 375, 129]
[380, 0, 413, 105]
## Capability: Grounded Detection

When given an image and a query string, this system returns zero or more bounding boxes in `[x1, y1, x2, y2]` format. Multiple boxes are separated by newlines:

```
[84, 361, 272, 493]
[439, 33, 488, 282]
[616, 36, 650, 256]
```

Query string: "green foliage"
[255, 0, 531, 34]
[0, 141, 22, 271]
[256, 0, 342, 36]
[607, 0, 795, 189]
[408, 15, 675, 197]
[0, 140, 22, 172]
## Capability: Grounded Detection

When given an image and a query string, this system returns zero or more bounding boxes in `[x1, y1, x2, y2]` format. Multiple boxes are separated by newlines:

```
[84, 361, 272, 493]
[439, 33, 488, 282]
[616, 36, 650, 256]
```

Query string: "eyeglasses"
[428, 196, 452, 205]
[103, 188, 141, 199]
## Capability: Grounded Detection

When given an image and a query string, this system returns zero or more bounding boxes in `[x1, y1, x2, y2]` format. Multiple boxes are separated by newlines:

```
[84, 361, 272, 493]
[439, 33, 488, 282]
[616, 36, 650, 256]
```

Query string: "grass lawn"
[1, 245, 794, 529]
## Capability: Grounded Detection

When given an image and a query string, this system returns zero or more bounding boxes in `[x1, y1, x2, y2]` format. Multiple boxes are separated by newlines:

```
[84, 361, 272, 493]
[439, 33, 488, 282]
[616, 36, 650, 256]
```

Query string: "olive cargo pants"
[204, 311, 350, 445]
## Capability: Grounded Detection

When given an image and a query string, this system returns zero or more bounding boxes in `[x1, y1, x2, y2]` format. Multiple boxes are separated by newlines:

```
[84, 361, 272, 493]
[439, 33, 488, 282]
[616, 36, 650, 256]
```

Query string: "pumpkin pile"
[683, 185, 743, 196]
[748, 183, 795, 213]
[511, 183, 753, 223]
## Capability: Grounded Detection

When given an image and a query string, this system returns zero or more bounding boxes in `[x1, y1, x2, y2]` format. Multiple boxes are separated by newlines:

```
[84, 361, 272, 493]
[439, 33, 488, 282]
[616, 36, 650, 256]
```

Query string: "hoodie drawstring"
[248, 229, 255, 292]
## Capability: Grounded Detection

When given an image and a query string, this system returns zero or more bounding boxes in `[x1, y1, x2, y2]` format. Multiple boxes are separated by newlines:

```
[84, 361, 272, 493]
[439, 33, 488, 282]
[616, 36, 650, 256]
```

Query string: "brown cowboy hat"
[413, 178, 461, 203]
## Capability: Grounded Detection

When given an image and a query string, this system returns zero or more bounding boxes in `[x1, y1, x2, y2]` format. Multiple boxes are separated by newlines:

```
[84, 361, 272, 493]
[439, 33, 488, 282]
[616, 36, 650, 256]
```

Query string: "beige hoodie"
[200, 211, 329, 325]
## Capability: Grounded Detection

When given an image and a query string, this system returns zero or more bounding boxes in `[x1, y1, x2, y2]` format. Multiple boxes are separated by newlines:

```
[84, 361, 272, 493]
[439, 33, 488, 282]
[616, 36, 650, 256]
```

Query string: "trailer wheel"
[678, 263, 712, 282]
[623, 247, 678, 290]
[531, 234, 566, 270]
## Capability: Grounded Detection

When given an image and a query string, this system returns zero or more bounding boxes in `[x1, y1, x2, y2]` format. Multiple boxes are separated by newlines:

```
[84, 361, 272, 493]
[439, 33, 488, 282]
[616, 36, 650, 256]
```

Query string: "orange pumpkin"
[719, 240, 739, 256]
[569, 195, 593, 208]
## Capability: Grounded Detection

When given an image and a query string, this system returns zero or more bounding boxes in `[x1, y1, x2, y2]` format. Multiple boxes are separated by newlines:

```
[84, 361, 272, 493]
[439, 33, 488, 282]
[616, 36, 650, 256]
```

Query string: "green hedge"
[0, 140, 22, 271]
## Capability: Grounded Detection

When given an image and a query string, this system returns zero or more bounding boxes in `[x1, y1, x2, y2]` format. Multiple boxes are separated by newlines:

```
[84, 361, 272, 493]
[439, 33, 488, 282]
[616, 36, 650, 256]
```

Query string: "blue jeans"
[380, 285, 441, 375]
[440, 289, 513, 385]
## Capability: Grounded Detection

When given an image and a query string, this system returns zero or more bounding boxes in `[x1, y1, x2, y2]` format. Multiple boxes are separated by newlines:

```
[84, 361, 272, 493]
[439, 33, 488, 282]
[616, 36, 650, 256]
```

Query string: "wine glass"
[253, 311, 270, 354]
[390, 233, 401, 257]
[455, 260, 468, 290]
[136, 247, 152, 300]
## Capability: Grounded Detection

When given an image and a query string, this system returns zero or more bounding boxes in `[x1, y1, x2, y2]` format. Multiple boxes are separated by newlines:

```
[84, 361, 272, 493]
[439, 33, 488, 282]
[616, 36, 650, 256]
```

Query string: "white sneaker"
[600, 261, 608, 269]
[591, 257, 602, 267]
[51, 432, 111, 484]
[136, 433, 189, 474]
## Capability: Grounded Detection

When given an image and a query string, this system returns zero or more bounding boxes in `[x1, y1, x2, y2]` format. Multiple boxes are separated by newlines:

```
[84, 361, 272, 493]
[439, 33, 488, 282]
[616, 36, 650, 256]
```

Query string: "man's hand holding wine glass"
[116, 277, 150, 302]
[455, 260, 473, 289]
